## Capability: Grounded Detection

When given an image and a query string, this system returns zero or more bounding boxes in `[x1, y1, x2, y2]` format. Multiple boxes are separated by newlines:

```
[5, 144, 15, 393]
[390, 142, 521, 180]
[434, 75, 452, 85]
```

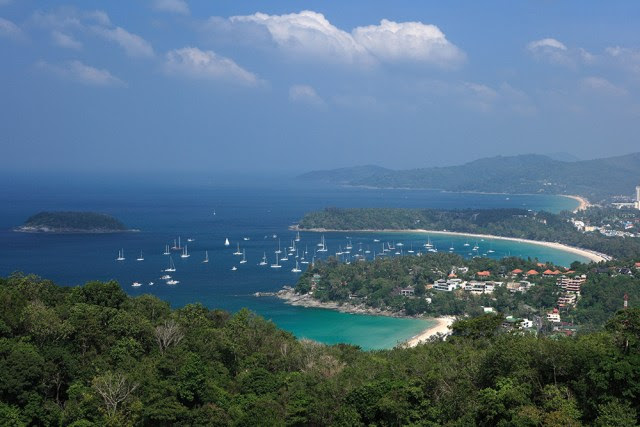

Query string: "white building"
[636, 186, 640, 210]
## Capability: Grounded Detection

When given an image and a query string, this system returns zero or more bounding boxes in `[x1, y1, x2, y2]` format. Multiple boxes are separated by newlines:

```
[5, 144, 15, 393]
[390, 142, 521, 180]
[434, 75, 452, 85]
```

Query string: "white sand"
[404, 316, 455, 347]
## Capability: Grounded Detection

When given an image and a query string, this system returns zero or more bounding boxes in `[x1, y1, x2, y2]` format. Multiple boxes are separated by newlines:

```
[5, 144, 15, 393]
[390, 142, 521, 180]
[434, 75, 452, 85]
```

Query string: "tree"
[91, 372, 138, 418]
[154, 320, 184, 354]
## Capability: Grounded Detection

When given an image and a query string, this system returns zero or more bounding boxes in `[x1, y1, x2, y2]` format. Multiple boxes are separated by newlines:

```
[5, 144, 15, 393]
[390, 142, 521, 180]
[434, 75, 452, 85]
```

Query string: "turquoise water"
[0, 177, 581, 349]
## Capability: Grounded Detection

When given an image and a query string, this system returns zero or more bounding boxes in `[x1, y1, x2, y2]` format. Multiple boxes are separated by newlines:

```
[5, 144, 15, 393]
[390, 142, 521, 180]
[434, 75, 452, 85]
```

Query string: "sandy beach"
[561, 195, 590, 212]
[403, 316, 455, 347]
[295, 227, 610, 262]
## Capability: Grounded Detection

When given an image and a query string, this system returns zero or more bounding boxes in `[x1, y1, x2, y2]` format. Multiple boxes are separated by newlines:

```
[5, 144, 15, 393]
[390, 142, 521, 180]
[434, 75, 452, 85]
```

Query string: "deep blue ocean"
[0, 175, 582, 349]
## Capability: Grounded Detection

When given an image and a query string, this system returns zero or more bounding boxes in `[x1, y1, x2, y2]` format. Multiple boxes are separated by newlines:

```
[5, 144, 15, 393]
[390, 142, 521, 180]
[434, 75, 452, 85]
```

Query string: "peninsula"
[15, 211, 132, 233]
[293, 207, 638, 259]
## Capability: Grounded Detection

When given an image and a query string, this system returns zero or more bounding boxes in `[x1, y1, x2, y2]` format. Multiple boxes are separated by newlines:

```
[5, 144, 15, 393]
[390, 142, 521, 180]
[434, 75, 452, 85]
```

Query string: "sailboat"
[318, 235, 328, 252]
[136, 251, 144, 261]
[165, 257, 176, 272]
[407, 244, 415, 254]
[291, 261, 301, 273]
[116, 249, 125, 261]
[295, 231, 301, 242]
[181, 245, 190, 258]
[132, 281, 142, 287]
[233, 243, 242, 256]
[275, 239, 282, 254]
[259, 252, 268, 266]
[231, 266, 237, 271]
[166, 278, 179, 285]
[224, 238, 230, 246]
[424, 237, 433, 248]
[163, 244, 170, 255]
[270, 253, 281, 268]
[463, 240, 470, 247]
[239, 249, 247, 264]
[280, 251, 289, 261]
[172, 237, 182, 250]
[203, 251, 209, 263]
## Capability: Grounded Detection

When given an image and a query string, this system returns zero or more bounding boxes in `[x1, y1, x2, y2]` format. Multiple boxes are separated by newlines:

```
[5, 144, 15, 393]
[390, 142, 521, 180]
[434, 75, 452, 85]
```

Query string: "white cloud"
[51, 30, 82, 49]
[92, 26, 154, 58]
[353, 19, 465, 67]
[164, 47, 259, 86]
[605, 46, 640, 74]
[153, 0, 189, 15]
[0, 16, 24, 40]
[38, 60, 125, 86]
[230, 11, 370, 65]
[32, 8, 153, 58]
[289, 84, 325, 107]
[217, 11, 464, 68]
[526, 37, 575, 66]
[580, 76, 627, 96]
[528, 38, 567, 51]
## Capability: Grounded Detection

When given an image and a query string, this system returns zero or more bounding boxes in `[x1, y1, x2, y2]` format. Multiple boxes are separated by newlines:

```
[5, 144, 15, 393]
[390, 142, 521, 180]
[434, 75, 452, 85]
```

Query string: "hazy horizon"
[2, 1, 640, 173]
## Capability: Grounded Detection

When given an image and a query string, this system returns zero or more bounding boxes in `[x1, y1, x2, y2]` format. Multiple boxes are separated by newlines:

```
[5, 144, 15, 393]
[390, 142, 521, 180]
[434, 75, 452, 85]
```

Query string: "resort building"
[547, 308, 561, 323]
[433, 279, 461, 292]
[399, 287, 415, 297]
[506, 280, 533, 293]
[557, 275, 587, 293]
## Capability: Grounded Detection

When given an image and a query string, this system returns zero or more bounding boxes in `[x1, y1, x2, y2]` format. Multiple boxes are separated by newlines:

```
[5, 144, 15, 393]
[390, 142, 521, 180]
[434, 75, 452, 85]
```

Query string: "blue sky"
[1, 0, 640, 173]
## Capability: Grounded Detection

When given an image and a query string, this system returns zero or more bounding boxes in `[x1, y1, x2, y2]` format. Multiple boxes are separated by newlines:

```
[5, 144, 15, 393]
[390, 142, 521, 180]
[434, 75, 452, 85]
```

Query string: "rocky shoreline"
[256, 286, 415, 318]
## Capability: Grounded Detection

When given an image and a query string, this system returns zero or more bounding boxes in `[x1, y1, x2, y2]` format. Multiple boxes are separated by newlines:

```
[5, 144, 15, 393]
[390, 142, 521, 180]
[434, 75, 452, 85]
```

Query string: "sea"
[0, 174, 584, 350]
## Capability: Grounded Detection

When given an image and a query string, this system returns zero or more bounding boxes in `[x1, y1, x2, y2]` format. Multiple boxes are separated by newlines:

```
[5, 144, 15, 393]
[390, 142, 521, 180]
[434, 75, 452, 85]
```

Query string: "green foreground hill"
[299, 152, 640, 201]
[1, 273, 640, 425]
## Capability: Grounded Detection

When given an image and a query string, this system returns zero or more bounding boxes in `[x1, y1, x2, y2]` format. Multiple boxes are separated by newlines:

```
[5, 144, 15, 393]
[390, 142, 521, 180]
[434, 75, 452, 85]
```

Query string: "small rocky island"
[15, 211, 133, 233]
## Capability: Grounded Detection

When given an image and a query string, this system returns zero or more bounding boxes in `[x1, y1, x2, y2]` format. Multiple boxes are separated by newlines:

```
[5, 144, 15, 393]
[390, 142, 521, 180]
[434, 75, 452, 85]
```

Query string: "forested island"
[1, 273, 639, 425]
[15, 211, 131, 233]
[297, 207, 640, 259]
[298, 152, 640, 202]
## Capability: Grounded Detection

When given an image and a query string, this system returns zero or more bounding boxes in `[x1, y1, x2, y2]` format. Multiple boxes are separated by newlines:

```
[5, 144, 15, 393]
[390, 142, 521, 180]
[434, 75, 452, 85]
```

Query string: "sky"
[1, 0, 640, 174]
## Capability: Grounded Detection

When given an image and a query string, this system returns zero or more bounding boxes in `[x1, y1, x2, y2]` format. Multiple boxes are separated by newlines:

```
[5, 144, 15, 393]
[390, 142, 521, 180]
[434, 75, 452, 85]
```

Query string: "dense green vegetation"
[298, 207, 640, 258]
[18, 211, 129, 232]
[2, 273, 640, 425]
[294, 252, 640, 324]
[299, 152, 640, 201]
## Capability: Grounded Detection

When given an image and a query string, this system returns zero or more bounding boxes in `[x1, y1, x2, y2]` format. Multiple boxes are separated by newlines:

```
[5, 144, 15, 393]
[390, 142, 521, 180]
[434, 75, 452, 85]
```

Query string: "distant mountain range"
[298, 153, 640, 201]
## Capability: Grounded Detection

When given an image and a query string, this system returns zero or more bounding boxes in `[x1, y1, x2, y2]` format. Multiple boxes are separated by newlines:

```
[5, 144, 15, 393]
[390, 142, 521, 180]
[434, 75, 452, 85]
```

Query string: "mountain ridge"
[298, 153, 640, 201]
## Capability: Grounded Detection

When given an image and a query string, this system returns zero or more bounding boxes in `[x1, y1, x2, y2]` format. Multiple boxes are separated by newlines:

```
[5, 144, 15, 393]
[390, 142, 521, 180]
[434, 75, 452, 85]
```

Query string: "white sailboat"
[203, 251, 209, 263]
[116, 249, 125, 261]
[318, 235, 327, 252]
[163, 244, 170, 255]
[275, 239, 282, 254]
[224, 238, 230, 246]
[270, 253, 281, 268]
[172, 237, 182, 251]
[136, 251, 144, 261]
[233, 243, 242, 256]
[291, 261, 301, 273]
[239, 249, 247, 264]
[259, 252, 268, 266]
[181, 245, 190, 258]
[231, 266, 237, 271]
[280, 251, 289, 261]
[295, 231, 301, 242]
[167, 279, 179, 285]
[165, 257, 176, 272]
[132, 281, 142, 287]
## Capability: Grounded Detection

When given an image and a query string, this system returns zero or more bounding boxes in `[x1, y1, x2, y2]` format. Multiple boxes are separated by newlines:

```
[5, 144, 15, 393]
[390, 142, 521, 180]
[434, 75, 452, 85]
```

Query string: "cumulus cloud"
[214, 10, 464, 68]
[38, 60, 125, 86]
[0, 16, 24, 40]
[353, 19, 465, 67]
[92, 26, 154, 57]
[153, 0, 189, 15]
[51, 30, 82, 49]
[289, 84, 325, 107]
[580, 76, 627, 96]
[164, 47, 259, 86]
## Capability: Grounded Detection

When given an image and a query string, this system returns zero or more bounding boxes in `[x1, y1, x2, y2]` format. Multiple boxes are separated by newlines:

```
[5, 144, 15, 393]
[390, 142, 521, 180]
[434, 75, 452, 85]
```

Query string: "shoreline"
[403, 316, 456, 348]
[561, 195, 590, 212]
[291, 226, 610, 263]
[260, 287, 453, 347]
